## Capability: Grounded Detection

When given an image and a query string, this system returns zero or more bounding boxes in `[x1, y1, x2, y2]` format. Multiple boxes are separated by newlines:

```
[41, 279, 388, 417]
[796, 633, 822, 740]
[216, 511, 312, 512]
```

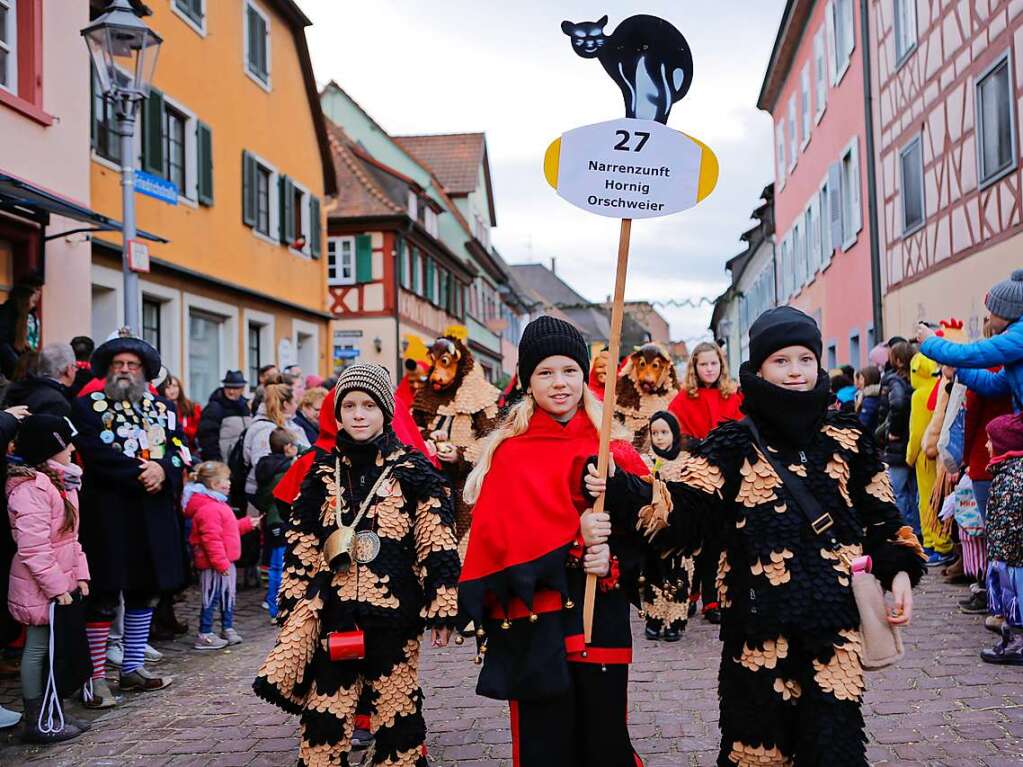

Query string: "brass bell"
[473, 655, 483, 665]
[501, 619, 511, 630]
[476, 627, 486, 638]
[637, 611, 645, 619]
[528, 613, 538, 623]
[638, 576, 646, 585]
[453, 634, 464, 646]
[564, 600, 575, 609]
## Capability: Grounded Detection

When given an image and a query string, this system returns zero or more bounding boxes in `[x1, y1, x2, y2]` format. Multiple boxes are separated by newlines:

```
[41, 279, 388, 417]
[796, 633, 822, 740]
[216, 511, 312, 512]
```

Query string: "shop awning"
[0, 171, 168, 243]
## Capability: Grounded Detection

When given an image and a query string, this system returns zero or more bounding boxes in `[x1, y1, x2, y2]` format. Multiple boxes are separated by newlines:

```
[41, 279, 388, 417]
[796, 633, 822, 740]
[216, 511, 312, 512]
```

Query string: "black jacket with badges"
[71, 391, 187, 595]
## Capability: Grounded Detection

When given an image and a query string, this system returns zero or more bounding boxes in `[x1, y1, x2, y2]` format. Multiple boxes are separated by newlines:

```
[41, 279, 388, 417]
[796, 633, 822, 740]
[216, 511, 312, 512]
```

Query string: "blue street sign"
[135, 171, 179, 205]
[335, 348, 360, 360]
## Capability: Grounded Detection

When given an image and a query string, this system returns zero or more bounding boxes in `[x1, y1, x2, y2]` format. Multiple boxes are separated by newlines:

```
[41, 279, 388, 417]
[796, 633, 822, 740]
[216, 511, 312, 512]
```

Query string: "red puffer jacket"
[184, 491, 254, 572]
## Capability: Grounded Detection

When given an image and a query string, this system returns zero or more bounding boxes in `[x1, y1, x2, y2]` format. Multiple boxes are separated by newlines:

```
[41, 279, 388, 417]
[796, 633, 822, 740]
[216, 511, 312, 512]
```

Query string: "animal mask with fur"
[427, 336, 470, 392]
[620, 343, 678, 395]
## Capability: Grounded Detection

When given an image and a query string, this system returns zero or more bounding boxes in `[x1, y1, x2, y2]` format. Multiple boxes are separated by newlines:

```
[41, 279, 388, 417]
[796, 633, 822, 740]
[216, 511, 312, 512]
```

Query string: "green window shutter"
[425, 259, 436, 302]
[142, 86, 164, 176]
[355, 234, 373, 283]
[396, 238, 406, 287]
[279, 175, 295, 244]
[309, 196, 321, 258]
[411, 248, 420, 294]
[197, 121, 213, 206]
[241, 151, 256, 227]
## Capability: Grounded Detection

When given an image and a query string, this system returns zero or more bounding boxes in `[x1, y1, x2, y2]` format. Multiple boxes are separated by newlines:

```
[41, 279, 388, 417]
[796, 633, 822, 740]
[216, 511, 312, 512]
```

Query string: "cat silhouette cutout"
[561, 14, 694, 124]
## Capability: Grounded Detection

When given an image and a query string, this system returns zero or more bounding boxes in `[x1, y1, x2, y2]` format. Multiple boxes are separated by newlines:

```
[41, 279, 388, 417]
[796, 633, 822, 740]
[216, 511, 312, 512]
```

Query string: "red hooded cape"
[459, 407, 646, 615]
[667, 386, 744, 440]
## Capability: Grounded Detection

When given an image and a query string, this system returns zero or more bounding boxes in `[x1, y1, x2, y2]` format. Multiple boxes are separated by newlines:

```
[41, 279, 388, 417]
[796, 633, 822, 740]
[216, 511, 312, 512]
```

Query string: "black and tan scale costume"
[638, 451, 696, 637]
[645, 375, 926, 766]
[253, 429, 460, 767]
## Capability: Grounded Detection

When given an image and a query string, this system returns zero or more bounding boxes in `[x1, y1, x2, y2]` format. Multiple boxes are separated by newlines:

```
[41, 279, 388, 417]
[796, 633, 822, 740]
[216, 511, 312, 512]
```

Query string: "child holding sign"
[460, 316, 653, 767]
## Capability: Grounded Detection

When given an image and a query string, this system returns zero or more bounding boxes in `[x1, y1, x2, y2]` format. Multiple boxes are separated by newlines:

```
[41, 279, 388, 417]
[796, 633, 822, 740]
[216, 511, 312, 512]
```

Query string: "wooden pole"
[583, 217, 632, 644]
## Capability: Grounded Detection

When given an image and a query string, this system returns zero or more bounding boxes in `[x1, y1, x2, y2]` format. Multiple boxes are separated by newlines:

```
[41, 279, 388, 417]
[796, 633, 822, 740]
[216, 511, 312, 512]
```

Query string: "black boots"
[20, 697, 83, 743]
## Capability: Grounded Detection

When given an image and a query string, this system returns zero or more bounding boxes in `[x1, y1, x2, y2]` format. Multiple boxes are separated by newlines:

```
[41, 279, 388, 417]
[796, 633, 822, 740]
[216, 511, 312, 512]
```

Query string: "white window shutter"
[810, 194, 821, 271]
[850, 140, 862, 235]
[825, 2, 837, 85]
[828, 162, 844, 250]
[843, 0, 856, 58]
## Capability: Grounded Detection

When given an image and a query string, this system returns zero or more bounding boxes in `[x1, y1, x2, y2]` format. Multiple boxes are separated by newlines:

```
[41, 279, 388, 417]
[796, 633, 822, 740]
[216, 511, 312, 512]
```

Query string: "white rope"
[39, 600, 66, 734]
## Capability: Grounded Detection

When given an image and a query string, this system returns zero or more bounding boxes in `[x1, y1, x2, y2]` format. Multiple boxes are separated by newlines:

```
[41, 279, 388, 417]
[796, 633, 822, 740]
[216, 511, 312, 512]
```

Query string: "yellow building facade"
[88, 0, 336, 401]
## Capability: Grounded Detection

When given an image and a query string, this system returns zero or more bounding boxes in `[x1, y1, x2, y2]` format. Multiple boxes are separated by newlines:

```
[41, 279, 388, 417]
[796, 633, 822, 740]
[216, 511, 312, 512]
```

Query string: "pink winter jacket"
[7, 469, 89, 626]
[184, 492, 254, 573]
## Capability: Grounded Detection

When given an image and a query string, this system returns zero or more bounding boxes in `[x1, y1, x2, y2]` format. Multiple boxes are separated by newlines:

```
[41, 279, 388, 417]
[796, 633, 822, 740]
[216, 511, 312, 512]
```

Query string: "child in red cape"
[460, 316, 652, 767]
[667, 341, 743, 624]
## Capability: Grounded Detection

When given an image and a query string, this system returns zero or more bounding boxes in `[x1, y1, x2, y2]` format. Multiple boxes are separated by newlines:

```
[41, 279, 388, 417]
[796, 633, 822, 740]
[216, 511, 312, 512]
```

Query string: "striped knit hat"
[334, 364, 395, 421]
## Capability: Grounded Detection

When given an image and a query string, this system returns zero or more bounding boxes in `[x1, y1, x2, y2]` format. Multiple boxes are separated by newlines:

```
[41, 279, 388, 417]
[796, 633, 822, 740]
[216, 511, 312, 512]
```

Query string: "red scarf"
[460, 408, 646, 584]
[667, 386, 743, 440]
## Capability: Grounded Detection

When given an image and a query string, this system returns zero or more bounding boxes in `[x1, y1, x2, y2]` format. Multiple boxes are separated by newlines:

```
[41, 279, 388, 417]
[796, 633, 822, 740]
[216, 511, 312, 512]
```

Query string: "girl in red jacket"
[183, 462, 259, 651]
[460, 316, 652, 767]
[667, 341, 743, 623]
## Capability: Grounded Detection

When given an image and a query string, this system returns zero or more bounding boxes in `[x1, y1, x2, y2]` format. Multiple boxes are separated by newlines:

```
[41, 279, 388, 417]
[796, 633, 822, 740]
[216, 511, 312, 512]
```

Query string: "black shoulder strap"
[741, 418, 834, 537]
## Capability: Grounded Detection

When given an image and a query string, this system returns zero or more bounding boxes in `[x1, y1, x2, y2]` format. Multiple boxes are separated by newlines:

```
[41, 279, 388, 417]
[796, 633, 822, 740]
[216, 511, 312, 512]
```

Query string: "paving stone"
[0, 572, 1019, 764]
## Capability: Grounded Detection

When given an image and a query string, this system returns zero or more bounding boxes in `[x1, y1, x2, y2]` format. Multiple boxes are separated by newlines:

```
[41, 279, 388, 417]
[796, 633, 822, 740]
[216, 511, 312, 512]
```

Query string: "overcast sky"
[302, 1, 786, 343]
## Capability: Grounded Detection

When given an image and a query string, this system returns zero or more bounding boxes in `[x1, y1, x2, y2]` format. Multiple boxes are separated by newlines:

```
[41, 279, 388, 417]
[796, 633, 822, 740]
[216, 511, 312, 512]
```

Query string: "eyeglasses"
[110, 360, 142, 371]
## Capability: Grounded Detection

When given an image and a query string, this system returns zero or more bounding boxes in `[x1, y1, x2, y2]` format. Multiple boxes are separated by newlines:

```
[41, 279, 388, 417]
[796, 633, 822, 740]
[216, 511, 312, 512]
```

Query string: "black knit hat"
[748, 306, 822, 371]
[518, 315, 590, 386]
[15, 415, 76, 465]
[91, 334, 161, 380]
[333, 364, 395, 421]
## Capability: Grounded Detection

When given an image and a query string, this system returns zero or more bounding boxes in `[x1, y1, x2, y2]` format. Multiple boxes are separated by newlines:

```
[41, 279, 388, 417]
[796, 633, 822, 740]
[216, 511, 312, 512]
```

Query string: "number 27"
[613, 130, 650, 152]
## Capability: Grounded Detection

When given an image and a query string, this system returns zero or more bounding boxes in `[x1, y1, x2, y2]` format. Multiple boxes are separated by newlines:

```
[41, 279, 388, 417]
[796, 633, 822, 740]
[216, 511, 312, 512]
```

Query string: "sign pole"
[583, 217, 632, 644]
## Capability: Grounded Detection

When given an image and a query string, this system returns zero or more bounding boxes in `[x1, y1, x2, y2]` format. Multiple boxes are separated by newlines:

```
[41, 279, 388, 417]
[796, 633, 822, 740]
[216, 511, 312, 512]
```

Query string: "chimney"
[550, 257, 556, 274]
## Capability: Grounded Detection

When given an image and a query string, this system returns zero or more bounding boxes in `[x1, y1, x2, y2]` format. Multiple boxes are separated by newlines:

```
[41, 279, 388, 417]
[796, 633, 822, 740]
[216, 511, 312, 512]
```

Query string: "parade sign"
[548, 13, 718, 644]
[544, 118, 718, 219]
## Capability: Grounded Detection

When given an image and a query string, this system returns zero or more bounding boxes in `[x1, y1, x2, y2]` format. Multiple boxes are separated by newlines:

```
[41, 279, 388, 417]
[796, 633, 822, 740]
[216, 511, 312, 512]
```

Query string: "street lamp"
[82, 0, 162, 334]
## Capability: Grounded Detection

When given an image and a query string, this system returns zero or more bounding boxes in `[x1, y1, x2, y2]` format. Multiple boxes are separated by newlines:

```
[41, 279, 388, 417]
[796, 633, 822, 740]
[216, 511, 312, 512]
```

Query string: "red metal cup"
[327, 630, 366, 661]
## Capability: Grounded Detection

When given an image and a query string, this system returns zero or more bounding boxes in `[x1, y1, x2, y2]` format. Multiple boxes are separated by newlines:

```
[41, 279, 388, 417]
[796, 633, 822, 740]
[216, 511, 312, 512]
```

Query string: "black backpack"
[226, 428, 250, 515]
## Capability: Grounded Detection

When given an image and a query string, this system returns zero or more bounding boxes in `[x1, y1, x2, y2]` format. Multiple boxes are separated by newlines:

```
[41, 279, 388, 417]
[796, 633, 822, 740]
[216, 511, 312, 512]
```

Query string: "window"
[173, 0, 205, 32]
[407, 190, 418, 220]
[826, 342, 838, 370]
[976, 54, 1017, 186]
[894, 0, 917, 65]
[849, 331, 861, 369]
[247, 323, 262, 386]
[775, 121, 787, 187]
[142, 299, 161, 353]
[814, 28, 828, 121]
[163, 106, 187, 194]
[399, 242, 411, 290]
[900, 135, 925, 234]
[255, 164, 271, 235]
[244, 1, 271, 86]
[794, 221, 806, 291]
[292, 185, 305, 245]
[839, 139, 862, 248]
[92, 73, 121, 164]
[787, 96, 798, 170]
[425, 207, 439, 238]
[808, 196, 822, 274]
[828, 0, 855, 85]
[803, 206, 814, 283]
[327, 236, 355, 286]
[779, 235, 792, 299]
[189, 310, 223, 404]
[800, 65, 811, 149]
[0, 0, 15, 95]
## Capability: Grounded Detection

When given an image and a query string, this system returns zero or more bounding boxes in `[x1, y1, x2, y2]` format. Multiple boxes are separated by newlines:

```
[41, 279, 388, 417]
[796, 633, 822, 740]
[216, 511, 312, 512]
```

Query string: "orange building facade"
[88, 0, 336, 401]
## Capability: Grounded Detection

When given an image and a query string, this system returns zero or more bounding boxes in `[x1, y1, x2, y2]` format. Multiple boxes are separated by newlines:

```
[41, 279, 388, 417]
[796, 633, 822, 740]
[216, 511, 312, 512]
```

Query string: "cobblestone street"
[0, 573, 1020, 766]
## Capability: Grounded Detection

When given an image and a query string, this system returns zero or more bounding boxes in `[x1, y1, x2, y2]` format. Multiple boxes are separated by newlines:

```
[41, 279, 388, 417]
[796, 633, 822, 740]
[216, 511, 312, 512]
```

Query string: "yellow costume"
[905, 353, 952, 554]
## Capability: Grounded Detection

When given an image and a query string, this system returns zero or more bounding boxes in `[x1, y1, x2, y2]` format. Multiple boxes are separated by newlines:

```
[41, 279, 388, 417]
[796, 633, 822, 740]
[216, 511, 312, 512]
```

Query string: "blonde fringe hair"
[463, 386, 628, 504]
[263, 383, 294, 427]
[192, 460, 230, 490]
[683, 341, 737, 398]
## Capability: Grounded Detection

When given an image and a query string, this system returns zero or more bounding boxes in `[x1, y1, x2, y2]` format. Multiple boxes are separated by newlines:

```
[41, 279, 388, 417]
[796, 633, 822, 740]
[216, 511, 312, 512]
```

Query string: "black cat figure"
[561, 14, 694, 125]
